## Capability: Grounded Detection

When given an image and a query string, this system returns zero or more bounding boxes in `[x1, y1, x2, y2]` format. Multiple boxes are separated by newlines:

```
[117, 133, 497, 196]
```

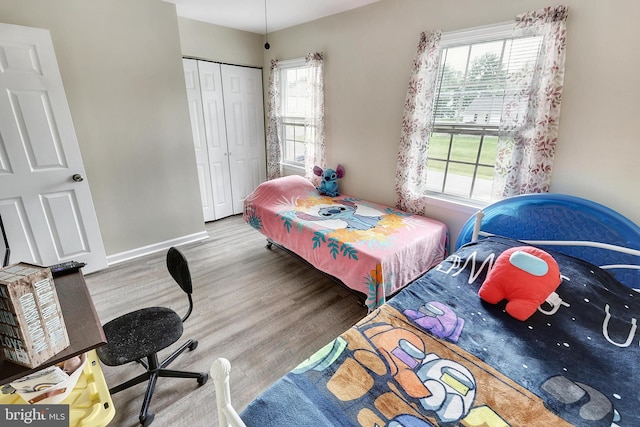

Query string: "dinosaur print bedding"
[241, 236, 640, 426]
[243, 175, 448, 310]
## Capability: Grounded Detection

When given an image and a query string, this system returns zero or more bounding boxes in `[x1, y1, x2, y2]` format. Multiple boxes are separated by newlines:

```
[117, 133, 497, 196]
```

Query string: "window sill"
[422, 192, 487, 216]
[281, 163, 305, 175]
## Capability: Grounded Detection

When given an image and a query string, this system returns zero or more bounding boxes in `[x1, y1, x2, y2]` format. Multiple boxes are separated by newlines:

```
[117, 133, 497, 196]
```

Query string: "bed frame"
[243, 175, 448, 311]
[212, 193, 640, 427]
[264, 237, 370, 305]
[456, 193, 640, 290]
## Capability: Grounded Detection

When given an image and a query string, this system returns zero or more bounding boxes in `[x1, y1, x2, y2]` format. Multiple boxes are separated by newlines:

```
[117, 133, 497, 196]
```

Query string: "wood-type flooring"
[85, 214, 366, 426]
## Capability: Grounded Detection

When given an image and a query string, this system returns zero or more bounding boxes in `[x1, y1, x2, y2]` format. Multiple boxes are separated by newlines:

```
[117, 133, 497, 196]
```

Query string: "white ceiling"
[164, 0, 381, 34]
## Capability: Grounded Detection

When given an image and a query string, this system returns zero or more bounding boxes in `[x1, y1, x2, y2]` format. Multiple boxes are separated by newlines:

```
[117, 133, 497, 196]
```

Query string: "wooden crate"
[0, 263, 70, 368]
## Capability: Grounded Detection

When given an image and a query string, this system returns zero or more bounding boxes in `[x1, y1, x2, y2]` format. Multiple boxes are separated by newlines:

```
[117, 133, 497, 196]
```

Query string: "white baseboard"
[105, 231, 210, 266]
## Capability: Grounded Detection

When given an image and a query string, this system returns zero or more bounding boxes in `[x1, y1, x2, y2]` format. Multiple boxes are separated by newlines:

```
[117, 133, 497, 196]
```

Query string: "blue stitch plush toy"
[313, 164, 345, 197]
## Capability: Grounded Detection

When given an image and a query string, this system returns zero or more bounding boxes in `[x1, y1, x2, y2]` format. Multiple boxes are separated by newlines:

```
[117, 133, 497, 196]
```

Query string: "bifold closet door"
[198, 61, 235, 220]
[183, 59, 233, 221]
[183, 60, 266, 221]
[183, 58, 214, 221]
[220, 64, 266, 215]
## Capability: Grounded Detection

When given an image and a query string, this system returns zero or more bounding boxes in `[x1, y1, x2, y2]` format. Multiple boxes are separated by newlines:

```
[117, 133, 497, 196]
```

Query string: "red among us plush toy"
[478, 246, 561, 321]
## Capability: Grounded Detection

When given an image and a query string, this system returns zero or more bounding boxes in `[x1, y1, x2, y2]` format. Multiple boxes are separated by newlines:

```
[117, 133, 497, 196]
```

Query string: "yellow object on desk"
[0, 350, 115, 426]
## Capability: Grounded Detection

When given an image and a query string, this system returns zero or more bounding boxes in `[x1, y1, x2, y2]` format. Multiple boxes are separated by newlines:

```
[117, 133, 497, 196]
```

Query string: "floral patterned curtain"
[304, 52, 326, 180]
[265, 53, 325, 181]
[395, 31, 442, 214]
[266, 59, 282, 180]
[493, 5, 569, 199]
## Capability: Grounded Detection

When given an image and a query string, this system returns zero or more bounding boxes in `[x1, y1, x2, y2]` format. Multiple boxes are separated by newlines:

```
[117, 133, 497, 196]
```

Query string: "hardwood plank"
[85, 215, 366, 426]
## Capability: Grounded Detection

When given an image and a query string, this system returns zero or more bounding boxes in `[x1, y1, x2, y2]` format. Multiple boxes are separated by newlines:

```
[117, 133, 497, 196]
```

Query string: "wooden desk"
[0, 270, 107, 385]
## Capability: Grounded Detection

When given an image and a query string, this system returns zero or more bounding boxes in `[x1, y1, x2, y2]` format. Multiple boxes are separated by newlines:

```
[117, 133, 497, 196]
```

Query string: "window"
[266, 53, 324, 180]
[426, 23, 543, 203]
[279, 59, 313, 167]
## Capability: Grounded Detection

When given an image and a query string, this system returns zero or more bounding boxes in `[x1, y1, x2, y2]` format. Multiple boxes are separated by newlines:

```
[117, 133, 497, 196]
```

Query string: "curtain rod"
[181, 56, 263, 70]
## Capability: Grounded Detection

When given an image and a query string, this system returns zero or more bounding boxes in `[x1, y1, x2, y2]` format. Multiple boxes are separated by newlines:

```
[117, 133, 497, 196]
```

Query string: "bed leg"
[211, 358, 246, 427]
[266, 239, 273, 249]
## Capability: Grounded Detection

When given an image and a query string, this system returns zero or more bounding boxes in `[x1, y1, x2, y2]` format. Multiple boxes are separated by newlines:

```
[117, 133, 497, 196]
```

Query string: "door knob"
[72, 174, 84, 182]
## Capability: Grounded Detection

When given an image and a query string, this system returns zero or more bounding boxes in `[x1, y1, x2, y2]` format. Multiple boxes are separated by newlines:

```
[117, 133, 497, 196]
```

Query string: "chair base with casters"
[96, 247, 208, 427]
[97, 307, 208, 426]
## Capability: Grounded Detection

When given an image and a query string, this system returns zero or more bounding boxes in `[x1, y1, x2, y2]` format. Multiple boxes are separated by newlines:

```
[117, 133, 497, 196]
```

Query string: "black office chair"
[0, 214, 10, 267]
[96, 247, 208, 426]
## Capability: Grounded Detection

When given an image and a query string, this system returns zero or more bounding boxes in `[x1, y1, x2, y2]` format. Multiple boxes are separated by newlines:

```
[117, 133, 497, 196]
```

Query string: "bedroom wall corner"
[177, 17, 264, 67]
[0, 0, 206, 257]
[258, 0, 640, 238]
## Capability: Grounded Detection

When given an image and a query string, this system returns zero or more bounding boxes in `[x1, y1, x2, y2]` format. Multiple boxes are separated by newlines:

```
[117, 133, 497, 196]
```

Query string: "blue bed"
[212, 193, 640, 427]
[456, 193, 640, 290]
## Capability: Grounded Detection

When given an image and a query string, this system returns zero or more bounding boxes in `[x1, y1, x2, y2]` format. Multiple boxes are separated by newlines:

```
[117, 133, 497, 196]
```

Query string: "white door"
[183, 59, 216, 221]
[0, 23, 107, 273]
[220, 65, 266, 214]
[198, 61, 234, 220]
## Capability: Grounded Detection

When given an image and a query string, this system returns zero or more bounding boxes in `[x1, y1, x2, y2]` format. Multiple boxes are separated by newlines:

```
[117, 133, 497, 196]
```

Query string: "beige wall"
[178, 17, 263, 67]
[0, 0, 205, 257]
[262, 0, 640, 245]
[1, 0, 637, 260]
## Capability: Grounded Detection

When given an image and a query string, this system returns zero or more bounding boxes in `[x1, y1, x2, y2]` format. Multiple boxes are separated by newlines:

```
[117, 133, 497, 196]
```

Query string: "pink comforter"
[243, 176, 448, 310]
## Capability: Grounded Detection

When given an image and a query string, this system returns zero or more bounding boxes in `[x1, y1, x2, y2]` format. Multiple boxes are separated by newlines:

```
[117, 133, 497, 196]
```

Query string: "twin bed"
[242, 175, 449, 310]
[213, 184, 640, 427]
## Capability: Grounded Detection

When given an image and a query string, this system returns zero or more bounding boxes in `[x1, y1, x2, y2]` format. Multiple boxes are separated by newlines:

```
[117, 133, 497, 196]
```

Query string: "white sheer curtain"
[266, 59, 282, 180]
[303, 52, 326, 180]
[395, 31, 442, 214]
[265, 53, 325, 181]
[493, 5, 569, 199]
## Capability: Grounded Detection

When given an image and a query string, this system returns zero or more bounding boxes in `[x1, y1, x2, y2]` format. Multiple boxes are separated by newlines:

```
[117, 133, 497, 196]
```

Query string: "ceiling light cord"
[264, 0, 270, 49]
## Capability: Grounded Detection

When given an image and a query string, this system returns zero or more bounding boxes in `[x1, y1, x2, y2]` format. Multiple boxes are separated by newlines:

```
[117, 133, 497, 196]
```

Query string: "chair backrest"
[0, 214, 10, 268]
[166, 247, 194, 322]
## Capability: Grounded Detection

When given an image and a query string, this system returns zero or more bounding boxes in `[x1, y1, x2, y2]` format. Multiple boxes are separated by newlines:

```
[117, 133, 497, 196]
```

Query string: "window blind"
[432, 27, 543, 127]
